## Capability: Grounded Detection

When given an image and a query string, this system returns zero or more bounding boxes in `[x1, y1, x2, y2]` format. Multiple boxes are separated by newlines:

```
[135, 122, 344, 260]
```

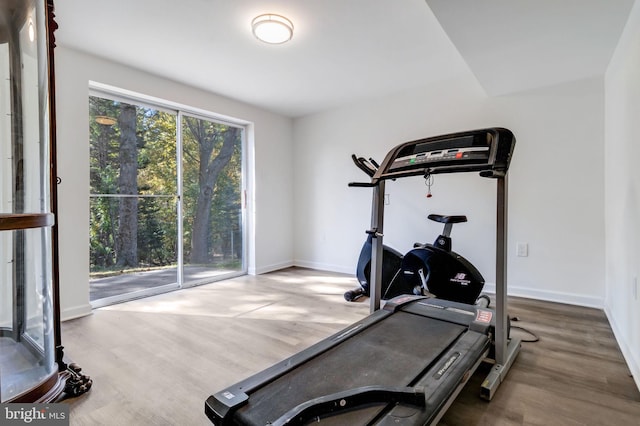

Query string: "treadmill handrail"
[269, 385, 426, 426]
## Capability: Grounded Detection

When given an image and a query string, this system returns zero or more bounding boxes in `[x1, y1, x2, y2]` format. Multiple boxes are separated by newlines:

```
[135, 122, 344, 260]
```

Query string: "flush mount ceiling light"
[28, 19, 35, 42]
[251, 14, 293, 44]
[95, 116, 117, 126]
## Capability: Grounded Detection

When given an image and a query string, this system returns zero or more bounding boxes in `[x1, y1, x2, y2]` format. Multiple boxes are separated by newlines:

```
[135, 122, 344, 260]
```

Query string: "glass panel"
[182, 116, 244, 284]
[23, 226, 52, 351]
[89, 96, 177, 197]
[89, 96, 178, 302]
[20, 3, 48, 215]
[1, 42, 10, 213]
[0, 227, 55, 402]
[89, 196, 178, 301]
[1, 2, 48, 216]
[0, 230, 12, 339]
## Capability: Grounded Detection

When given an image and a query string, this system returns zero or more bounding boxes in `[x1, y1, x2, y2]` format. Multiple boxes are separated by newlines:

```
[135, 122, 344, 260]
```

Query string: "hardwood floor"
[61, 268, 640, 425]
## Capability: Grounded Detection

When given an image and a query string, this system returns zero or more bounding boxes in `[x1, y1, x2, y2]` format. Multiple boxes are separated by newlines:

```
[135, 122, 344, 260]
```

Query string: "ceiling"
[54, 0, 635, 118]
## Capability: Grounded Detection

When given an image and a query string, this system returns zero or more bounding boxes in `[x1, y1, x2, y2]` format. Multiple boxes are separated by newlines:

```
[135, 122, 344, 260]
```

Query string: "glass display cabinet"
[0, 0, 90, 402]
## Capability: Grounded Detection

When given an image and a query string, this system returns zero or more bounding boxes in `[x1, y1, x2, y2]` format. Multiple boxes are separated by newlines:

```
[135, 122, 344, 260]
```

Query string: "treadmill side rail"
[206, 391, 248, 426]
[399, 297, 493, 335]
[382, 294, 428, 312]
[379, 330, 491, 425]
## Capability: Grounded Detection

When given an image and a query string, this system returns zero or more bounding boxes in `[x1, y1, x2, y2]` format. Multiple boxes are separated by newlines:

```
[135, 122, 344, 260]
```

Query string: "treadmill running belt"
[235, 312, 466, 424]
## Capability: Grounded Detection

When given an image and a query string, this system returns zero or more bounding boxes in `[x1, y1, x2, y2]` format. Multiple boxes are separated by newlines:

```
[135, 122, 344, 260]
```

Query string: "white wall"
[604, 0, 640, 391]
[293, 73, 605, 308]
[55, 47, 294, 320]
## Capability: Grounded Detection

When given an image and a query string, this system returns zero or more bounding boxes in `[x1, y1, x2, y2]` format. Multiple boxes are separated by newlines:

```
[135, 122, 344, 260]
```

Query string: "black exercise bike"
[345, 155, 485, 305]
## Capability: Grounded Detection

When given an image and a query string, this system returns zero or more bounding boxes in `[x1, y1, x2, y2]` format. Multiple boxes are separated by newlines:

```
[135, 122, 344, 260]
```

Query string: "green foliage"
[137, 197, 177, 266]
[182, 116, 242, 263]
[89, 96, 178, 271]
[88, 96, 243, 274]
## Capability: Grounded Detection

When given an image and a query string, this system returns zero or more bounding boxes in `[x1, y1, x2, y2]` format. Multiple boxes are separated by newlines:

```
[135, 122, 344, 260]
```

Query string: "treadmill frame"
[364, 128, 520, 400]
[205, 128, 521, 424]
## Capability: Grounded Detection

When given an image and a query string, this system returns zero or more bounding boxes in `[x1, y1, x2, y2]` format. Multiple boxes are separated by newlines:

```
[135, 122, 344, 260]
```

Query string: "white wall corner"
[605, 306, 640, 392]
[253, 261, 295, 275]
[293, 260, 354, 276]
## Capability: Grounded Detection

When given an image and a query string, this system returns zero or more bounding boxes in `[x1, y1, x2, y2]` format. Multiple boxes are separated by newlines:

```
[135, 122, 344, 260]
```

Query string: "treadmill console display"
[391, 135, 487, 170]
[376, 128, 515, 180]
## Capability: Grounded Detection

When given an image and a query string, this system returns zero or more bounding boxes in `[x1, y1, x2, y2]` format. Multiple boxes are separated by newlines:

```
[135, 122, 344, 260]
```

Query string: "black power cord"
[510, 316, 540, 343]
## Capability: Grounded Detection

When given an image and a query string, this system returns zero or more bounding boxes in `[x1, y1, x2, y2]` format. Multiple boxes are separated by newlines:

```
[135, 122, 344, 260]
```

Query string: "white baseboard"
[285, 266, 606, 308]
[251, 260, 294, 275]
[61, 303, 93, 321]
[605, 306, 640, 392]
[293, 260, 353, 275]
[482, 282, 604, 309]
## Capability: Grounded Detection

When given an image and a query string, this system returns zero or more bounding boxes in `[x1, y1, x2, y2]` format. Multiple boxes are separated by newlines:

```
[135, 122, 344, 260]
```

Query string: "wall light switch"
[517, 242, 528, 257]
[633, 277, 638, 301]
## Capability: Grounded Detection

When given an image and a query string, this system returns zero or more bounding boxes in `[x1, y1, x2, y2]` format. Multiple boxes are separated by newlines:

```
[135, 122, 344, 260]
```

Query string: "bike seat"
[428, 214, 467, 224]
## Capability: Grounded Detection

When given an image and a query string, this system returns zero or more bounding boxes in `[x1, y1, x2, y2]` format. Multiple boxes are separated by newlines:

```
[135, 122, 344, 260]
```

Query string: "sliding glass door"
[88, 93, 246, 306]
[89, 96, 179, 303]
[181, 114, 245, 286]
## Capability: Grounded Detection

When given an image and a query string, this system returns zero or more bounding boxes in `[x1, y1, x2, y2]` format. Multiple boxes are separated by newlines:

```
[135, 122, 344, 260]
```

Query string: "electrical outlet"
[384, 194, 390, 205]
[516, 242, 528, 257]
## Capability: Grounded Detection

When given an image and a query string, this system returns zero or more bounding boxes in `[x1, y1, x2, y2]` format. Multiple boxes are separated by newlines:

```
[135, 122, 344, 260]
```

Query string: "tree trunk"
[115, 104, 138, 268]
[190, 126, 238, 264]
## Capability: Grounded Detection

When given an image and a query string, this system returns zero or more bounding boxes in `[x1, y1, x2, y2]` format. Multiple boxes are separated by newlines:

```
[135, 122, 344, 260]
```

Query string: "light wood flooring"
[60, 267, 640, 425]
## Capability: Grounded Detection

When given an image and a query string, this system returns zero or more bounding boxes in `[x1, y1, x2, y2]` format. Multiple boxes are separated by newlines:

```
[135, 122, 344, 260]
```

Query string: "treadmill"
[205, 128, 521, 425]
